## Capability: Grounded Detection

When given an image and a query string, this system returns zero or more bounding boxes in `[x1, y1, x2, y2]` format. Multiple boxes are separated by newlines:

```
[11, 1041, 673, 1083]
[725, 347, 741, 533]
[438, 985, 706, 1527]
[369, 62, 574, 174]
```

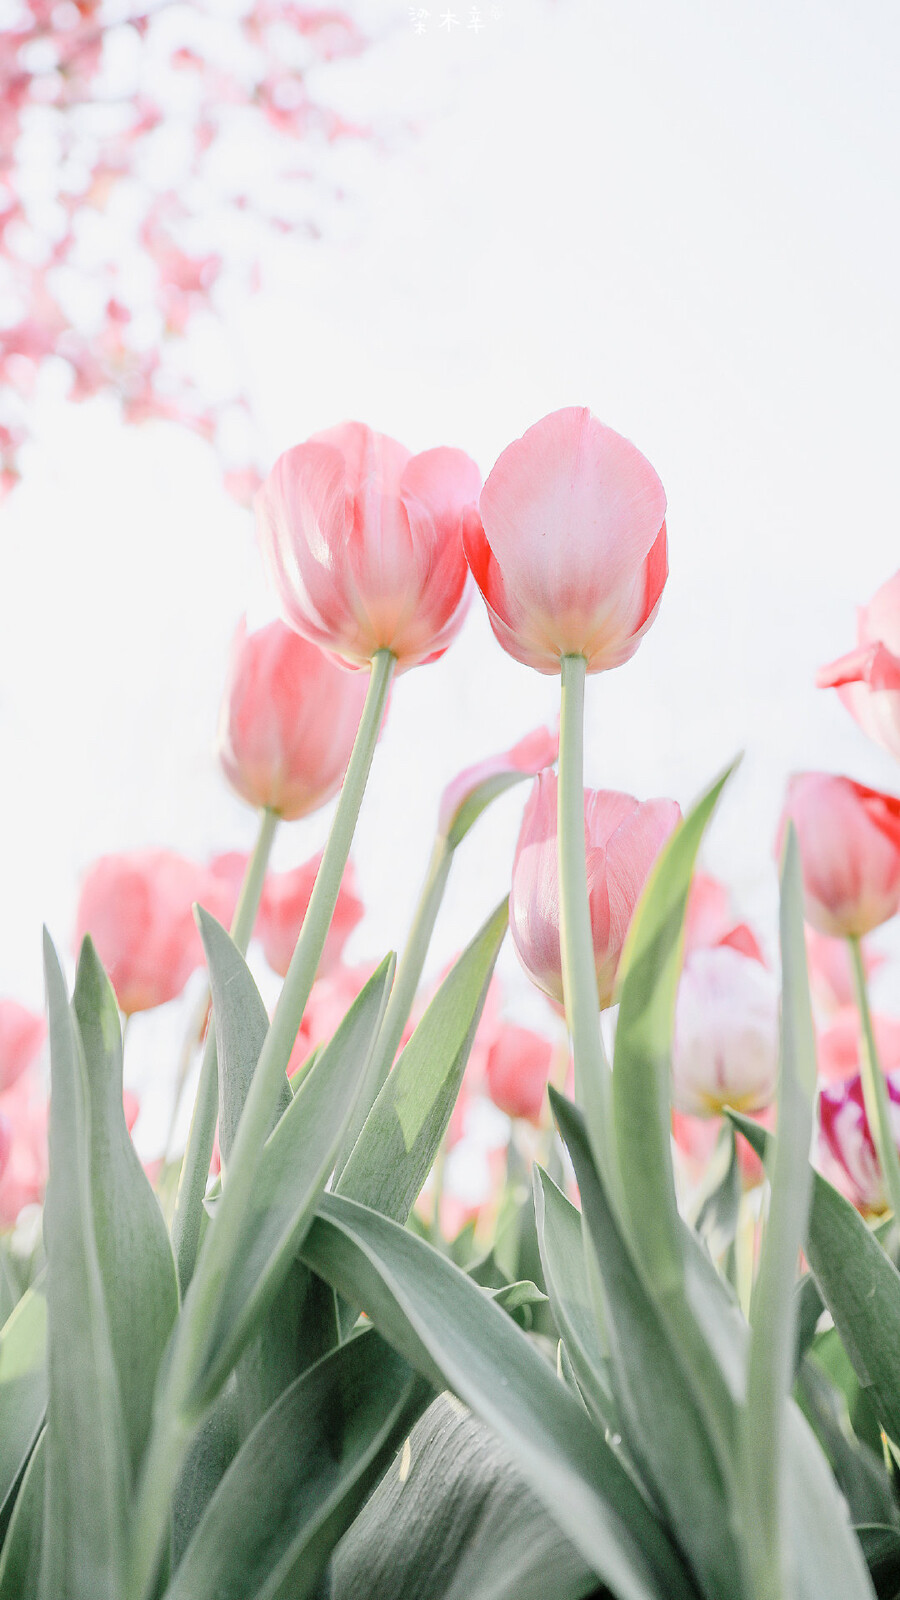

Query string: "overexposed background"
[2, 0, 899, 1146]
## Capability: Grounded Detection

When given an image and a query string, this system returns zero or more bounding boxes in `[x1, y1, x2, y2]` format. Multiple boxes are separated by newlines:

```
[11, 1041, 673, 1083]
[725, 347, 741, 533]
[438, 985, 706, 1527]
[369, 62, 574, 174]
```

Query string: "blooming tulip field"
[4, 408, 900, 1600]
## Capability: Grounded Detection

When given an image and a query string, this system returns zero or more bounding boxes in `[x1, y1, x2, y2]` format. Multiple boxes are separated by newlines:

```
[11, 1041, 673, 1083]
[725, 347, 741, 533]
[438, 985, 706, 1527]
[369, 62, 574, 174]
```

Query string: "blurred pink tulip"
[0, 1076, 48, 1227]
[683, 872, 766, 965]
[464, 408, 667, 674]
[818, 571, 900, 759]
[510, 772, 680, 1009]
[484, 1024, 554, 1124]
[205, 851, 250, 927]
[290, 962, 378, 1073]
[0, 1001, 45, 1093]
[256, 421, 480, 670]
[216, 618, 369, 819]
[816, 1008, 900, 1084]
[672, 946, 779, 1116]
[437, 724, 559, 842]
[258, 856, 364, 978]
[672, 1105, 771, 1190]
[818, 1070, 900, 1213]
[777, 773, 900, 937]
[74, 850, 216, 1015]
[805, 925, 882, 1016]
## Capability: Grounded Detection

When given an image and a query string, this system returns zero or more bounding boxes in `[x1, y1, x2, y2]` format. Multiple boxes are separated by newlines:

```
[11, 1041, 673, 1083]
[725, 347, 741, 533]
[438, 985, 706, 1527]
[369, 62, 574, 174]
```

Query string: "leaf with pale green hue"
[613, 767, 733, 1295]
[784, 1401, 877, 1599]
[338, 900, 508, 1224]
[170, 1382, 240, 1571]
[164, 1330, 430, 1600]
[730, 1110, 900, 1446]
[301, 1192, 698, 1600]
[39, 932, 128, 1600]
[184, 958, 394, 1410]
[533, 1168, 616, 1434]
[73, 938, 179, 1478]
[796, 1356, 897, 1531]
[333, 1391, 597, 1600]
[741, 827, 818, 1600]
[0, 1428, 44, 1600]
[0, 1286, 46, 1537]
[552, 1092, 741, 1600]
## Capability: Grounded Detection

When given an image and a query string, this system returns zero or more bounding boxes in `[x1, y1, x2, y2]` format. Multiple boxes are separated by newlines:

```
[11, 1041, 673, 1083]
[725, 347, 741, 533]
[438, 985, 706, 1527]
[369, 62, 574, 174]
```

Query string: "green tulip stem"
[558, 653, 613, 1176]
[171, 804, 279, 1292]
[367, 832, 453, 1099]
[849, 934, 900, 1223]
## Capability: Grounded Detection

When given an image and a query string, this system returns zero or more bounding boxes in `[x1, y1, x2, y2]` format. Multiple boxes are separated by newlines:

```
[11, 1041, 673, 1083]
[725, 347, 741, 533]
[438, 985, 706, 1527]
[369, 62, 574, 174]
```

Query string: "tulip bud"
[74, 850, 215, 1015]
[776, 773, 900, 937]
[818, 1070, 900, 1213]
[256, 421, 480, 670]
[672, 947, 779, 1116]
[818, 571, 900, 760]
[484, 1025, 554, 1124]
[216, 618, 369, 819]
[510, 772, 680, 1009]
[464, 407, 667, 674]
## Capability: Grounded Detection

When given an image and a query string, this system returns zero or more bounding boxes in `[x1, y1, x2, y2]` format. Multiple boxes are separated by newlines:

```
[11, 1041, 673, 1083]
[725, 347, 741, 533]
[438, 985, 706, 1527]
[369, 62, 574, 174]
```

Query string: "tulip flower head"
[216, 618, 369, 819]
[257, 856, 364, 978]
[0, 1001, 45, 1093]
[816, 1008, 900, 1084]
[672, 946, 780, 1116]
[510, 772, 680, 1009]
[465, 408, 668, 674]
[818, 571, 900, 760]
[818, 1070, 900, 1213]
[74, 850, 217, 1015]
[683, 872, 765, 965]
[256, 421, 480, 670]
[805, 926, 882, 1016]
[484, 1024, 554, 1124]
[437, 723, 559, 846]
[777, 773, 900, 938]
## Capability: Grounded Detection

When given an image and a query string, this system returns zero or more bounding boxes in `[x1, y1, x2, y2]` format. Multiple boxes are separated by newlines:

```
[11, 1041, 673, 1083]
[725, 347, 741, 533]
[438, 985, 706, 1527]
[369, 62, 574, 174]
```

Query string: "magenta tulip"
[216, 618, 369, 819]
[510, 772, 680, 1009]
[818, 1071, 900, 1213]
[777, 773, 900, 937]
[464, 408, 667, 674]
[818, 571, 900, 759]
[256, 421, 480, 670]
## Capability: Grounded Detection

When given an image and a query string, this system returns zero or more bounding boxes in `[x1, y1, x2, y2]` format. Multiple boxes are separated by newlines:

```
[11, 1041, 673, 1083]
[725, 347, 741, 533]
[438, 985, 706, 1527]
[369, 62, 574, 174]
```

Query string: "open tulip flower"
[510, 771, 680, 1009]
[256, 420, 480, 671]
[818, 570, 900, 760]
[216, 617, 370, 819]
[672, 945, 780, 1116]
[464, 407, 667, 674]
[777, 772, 900, 938]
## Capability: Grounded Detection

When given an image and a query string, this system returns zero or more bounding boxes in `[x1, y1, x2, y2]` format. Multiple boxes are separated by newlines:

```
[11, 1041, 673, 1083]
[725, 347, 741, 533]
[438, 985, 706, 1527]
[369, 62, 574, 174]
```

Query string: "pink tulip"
[776, 773, 900, 937]
[256, 421, 480, 670]
[464, 408, 667, 674]
[510, 772, 681, 1009]
[74, 850, 217, 1015]
[672, 1106, 771, 1190]
[437, 724, 559, 842]
[818, 1070, 900, 1213]
[205, 851, 250, 927]
[0, 1076, 48, 1227]
[484, 1024, 554, 1124]
[805, 925, 882, 1016]
[672, 946, 780, 1116]
[816, 1008, 900, 1084]
[290, 962, 378, 1072]
[216, 618, 369, 819]
[683, 871, 766, 965]
[0, 1001, 45, 1093]
[258, 856, 364, 978]
[818, 571, 900, 759]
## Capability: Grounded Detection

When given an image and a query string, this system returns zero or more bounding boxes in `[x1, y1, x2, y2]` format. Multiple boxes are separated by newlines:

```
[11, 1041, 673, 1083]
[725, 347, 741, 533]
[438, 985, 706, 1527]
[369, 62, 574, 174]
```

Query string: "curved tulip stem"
[849, 935, 900, 1224]
[558, 653, 613, 1176]
[366, 833, 453, 1099]
[171, 805, 279, 1291]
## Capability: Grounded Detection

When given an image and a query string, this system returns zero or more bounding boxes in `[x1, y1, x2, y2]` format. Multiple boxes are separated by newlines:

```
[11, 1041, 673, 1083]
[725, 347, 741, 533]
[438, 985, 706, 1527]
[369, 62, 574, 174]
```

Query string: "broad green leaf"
[784, 1401, 877, 1599]
[812, 1324, 884, 1460]
[533, 1168, 617, 1434]
[0, 1428, 44, 1600]
[0, 1287, 46, 1536]
[333, 1391, 597, 1600]
[856, 1525, 900, 1599]
[301, 1192, 698, 1600]
[613, 768, 733, 1295]
[73, 938, 179, 1477]
[195, 909, 290, 1165]
[164, 1329, 430, 1600]
[39, 932, 128, 1600]
[552, 1093, 742, 1600]
[170, 1382, 239, 1571]
[741, 827, 818, 1600]
[796, 1356, 897, 1531]
[729, 1111, 900, 1446]
[183, 957, 394, 1410]
[338, 899, 508, 1223]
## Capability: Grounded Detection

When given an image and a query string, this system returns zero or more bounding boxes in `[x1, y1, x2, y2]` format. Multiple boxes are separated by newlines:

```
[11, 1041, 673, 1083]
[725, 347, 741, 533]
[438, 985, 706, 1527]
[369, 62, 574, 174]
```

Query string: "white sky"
[2, 0, 900, 1143]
